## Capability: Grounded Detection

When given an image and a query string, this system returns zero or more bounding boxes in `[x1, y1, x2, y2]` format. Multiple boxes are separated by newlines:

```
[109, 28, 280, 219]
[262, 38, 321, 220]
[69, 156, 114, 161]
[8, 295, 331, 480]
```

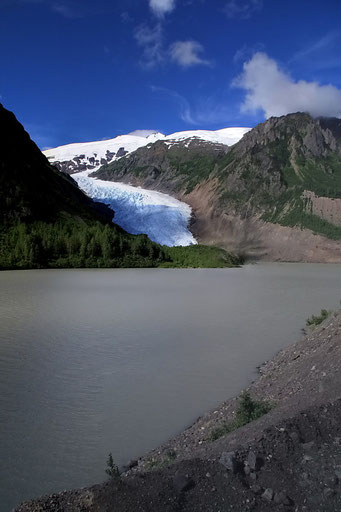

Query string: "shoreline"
[15, 309, 341, 511]
[125, 311, 341, 472]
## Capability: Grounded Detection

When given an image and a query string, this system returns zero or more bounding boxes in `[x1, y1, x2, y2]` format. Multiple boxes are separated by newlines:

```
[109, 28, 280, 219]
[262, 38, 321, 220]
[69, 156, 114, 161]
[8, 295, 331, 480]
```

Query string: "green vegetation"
[263, 201, 341, 240]
[162, 245, 243, 268]
[169, 153, 220, 193]
[105, 453, 121, 480]
[259, 151, 341, 240]
[306, 308, 331, 327]
[210, 392, 272, 441]
[0, 221, 168, 269]
[292, 154, 341, 199]
[0, 221, 241, 270]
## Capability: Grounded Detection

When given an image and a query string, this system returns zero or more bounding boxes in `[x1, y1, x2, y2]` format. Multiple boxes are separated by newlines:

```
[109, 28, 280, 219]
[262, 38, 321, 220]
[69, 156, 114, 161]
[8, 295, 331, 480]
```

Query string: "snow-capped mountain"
[164, 127, 251, 147]
[43, 127, 250, 174]
[42, 126, 249, 247]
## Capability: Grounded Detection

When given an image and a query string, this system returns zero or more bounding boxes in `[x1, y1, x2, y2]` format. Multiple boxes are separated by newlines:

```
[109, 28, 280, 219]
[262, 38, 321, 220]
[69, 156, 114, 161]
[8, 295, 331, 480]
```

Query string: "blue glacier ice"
[74, 173, 197, 247]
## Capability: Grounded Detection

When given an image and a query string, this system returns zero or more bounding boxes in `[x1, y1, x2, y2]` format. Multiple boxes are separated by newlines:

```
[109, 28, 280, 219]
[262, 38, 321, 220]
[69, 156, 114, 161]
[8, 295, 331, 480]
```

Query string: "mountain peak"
[43, 127, 251, 175]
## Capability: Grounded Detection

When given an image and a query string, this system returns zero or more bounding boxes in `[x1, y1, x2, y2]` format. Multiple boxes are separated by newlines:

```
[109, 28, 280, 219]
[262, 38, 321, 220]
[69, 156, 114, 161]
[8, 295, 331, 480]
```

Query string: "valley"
[43, 113, 341, 262]
[0, 104, 239, 270]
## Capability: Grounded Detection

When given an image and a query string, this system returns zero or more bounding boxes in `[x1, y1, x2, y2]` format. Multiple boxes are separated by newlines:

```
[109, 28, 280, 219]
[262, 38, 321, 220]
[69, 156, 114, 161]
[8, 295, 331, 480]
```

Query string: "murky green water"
[1, 264, 341, 510]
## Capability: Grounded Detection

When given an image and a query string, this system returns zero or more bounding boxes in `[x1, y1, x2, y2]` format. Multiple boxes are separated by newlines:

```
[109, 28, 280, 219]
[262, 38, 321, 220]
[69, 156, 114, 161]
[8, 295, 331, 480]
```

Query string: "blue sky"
[1, 0, 341, 148]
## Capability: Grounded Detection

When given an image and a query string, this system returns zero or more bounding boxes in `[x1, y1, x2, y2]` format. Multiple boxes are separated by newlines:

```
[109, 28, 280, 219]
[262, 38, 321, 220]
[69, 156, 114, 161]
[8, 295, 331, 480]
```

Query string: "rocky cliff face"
[93, 113, 341, 261]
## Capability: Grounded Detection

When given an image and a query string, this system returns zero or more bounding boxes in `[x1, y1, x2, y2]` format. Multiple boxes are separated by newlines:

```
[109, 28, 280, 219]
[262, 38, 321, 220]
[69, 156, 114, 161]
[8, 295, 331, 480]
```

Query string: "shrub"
[105, 453, 120, 481]
[306, 309, 330, 327]
[235, 391, 272, 427]
[210, 392, 272, 441]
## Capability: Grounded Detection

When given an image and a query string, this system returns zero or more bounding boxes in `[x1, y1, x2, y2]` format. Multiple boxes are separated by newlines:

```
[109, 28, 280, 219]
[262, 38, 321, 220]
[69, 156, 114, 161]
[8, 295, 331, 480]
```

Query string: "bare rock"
[262, 488, 274, 501]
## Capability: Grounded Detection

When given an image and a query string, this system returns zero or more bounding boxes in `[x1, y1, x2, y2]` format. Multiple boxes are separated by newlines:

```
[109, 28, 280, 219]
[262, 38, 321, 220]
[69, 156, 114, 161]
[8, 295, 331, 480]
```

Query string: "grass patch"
[210, 392, 272, 441]
[306, 308, 331, 327]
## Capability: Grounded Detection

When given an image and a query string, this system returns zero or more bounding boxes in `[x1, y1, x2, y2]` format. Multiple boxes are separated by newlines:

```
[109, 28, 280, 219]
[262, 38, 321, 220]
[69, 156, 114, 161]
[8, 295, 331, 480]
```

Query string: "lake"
[1, 264, 341, 510]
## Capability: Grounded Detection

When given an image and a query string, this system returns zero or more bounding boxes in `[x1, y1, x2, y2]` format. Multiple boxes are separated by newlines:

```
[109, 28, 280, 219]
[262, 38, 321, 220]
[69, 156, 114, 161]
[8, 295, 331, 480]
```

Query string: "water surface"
[1, 264, 341, 510]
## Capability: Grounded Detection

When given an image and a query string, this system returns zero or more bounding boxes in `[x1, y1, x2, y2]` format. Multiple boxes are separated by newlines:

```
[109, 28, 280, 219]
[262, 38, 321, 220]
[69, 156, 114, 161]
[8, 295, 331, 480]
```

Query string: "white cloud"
[128, 130, 160, 137]
[149, 0, 175, 17]
[135, 23, 164, 68]
[233, 52, 341, 119]
[224, 0, 262, 19]
[169, 41, 210, 68]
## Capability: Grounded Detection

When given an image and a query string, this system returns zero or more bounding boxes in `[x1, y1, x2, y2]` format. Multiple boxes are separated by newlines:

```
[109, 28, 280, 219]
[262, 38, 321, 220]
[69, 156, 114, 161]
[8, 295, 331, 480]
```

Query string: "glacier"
[74, 172, 197, 246]
[43, 126, 251, 246]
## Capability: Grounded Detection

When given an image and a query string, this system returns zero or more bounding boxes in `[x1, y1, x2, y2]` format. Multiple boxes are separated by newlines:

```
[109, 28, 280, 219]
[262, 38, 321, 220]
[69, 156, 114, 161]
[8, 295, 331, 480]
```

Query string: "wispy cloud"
[150, 85, 236, 125]
[135, 23, 164, 68]
[233, 52, 341, 119]
[149, 0, 176, 18]
[135, 0, 210, 70]
[150, 85, 196, 124]
[233, 43, 264, 63]
[135, 28, 211, 70]
[0, 0, 43, 9]
[169, 41, 211, 68]
[50, 2, 82, 19]
[120, 11, 133, 23]
[291, 31, 340, 63]
[128, 129, 160, 137]
[3, 0, 92, 18]
[224, 0, 263, 19]
[289, 31, 341, 72]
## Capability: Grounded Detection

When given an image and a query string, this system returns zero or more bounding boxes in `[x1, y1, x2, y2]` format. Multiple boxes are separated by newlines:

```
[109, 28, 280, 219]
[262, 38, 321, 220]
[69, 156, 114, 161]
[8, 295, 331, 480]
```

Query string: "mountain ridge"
[91, 112, 341, 262]
[43, 127, 250, 175]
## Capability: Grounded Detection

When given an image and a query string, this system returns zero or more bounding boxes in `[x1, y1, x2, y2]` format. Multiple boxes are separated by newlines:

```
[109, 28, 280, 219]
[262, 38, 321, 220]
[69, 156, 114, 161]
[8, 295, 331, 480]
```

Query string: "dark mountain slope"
[93, 113, 341, 261]
[0, 104, 114, 226]
[0, 104, 169, 269]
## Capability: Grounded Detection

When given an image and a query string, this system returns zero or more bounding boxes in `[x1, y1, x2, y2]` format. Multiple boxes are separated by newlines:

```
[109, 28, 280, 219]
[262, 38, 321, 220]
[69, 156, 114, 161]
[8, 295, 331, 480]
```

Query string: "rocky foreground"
[15, 310, 341, 512]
